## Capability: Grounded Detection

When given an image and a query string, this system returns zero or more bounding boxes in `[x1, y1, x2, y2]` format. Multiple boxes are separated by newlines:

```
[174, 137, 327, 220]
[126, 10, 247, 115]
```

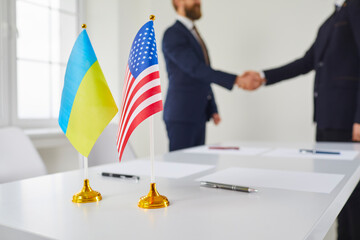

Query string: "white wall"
[200, 0, 332, 145]
[83, 0, 334, 158]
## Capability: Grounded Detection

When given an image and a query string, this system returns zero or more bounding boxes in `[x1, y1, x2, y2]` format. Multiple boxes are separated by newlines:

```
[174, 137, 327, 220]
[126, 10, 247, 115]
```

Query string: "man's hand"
[235, 71, 265, 90]
[352, 123, 360, 141]
[212, 113, 221, 125]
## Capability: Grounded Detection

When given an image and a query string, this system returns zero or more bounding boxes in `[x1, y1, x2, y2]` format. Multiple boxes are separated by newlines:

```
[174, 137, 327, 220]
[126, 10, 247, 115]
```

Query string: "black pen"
[299, 149, 340, 155]
[200, 181, 257, 193]
[101, 172, 140, 180]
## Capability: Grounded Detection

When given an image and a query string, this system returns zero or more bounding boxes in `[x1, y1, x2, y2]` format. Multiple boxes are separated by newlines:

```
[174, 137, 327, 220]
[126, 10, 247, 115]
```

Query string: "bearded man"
[162, 0, 258, 151]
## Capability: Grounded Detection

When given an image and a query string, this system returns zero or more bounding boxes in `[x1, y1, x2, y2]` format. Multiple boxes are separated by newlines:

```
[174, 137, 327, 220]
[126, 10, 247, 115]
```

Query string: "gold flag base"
[138, 183, 169, 209]
[72, 179, 102, 203]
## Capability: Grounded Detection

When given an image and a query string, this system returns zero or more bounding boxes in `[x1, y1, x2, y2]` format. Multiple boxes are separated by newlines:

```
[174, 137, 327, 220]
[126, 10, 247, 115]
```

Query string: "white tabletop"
[1, 141, 360, 240]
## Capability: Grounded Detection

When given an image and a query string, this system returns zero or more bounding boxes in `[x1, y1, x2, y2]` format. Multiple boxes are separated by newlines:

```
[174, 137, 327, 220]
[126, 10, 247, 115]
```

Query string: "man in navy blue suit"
[162, 0, 263, 152]
[246, 0, 360, 238]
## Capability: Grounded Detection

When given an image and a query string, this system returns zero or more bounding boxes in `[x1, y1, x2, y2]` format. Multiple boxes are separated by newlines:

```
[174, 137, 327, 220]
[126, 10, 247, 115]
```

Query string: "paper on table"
[183, 145, 270, 156]
[196, 168, 344, 193]
[98, 160, 214, 179]
[263, 148, 359, 161]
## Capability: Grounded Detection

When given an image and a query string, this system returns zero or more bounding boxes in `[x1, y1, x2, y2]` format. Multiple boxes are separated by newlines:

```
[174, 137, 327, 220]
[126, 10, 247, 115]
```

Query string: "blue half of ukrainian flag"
[59, 29, 118, 157]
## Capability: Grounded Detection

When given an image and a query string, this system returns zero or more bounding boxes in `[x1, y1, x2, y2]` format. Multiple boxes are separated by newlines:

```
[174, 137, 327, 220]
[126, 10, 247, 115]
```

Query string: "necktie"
[192, 26, 210, 65]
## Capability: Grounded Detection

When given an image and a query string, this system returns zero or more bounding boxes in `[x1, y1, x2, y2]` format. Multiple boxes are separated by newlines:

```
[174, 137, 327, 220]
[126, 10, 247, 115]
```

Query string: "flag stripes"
[117, 65, 162, 160]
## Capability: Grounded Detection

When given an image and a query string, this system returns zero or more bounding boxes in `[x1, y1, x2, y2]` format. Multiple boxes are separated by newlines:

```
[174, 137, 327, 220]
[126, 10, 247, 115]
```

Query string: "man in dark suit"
[246, 0, 360, 238]
[162, 0, 263, 152]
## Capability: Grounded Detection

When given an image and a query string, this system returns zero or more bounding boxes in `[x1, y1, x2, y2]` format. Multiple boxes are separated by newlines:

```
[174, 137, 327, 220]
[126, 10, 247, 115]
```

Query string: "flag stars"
[127, 27, 158, 73]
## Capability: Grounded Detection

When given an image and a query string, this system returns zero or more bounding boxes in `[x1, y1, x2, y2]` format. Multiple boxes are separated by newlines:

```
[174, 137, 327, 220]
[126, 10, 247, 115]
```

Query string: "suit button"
[207, 95, 211, 100]
[314, 92, 318, 97]
[318, 62, 324, 68]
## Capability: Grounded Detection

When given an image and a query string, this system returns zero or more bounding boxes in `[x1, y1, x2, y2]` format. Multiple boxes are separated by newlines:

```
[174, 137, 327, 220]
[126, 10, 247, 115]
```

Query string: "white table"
[1, 141, 360, 240]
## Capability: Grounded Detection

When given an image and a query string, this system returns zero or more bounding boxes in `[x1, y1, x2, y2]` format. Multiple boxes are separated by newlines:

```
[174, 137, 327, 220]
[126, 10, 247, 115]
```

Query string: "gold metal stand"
[72, 179, 102, 203]
[138, 183, 169, 209]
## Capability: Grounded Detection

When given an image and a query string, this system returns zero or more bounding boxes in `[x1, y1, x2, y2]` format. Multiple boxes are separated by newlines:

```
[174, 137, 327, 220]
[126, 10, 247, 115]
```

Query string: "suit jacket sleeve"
[162, 28, 236, 90]
[263, 43, 315, 85]
[347, 0, 360, 123]
[206, 87, 218, 120]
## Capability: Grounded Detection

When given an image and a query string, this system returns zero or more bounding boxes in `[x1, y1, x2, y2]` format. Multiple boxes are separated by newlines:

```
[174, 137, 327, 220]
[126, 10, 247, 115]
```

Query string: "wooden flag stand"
[72, 155, 102, 203]
[138, 115, 169, 209]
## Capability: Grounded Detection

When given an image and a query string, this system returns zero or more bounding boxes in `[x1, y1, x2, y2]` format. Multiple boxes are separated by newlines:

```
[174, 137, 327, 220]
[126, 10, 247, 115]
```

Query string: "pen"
[101, 172, 140, 180]
[299, 149, 340, 155]
[209, 146, 240, 150]
[200, 181, 257, 193]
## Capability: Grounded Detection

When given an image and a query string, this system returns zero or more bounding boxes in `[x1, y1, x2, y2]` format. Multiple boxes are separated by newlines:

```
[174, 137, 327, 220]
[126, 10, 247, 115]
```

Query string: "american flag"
[117, 20, 163, 161]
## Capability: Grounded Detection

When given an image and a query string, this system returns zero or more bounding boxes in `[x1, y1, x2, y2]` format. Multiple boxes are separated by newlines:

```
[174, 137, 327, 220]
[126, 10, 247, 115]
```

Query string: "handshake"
[235, 71, 266, 91]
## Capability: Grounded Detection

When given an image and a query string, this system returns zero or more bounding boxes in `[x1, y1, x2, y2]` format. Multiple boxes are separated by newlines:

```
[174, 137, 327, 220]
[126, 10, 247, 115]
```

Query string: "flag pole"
[150, 115, 155, 183]
[83, 155, 88, 180]
[137, 15, 169, 209]
[70, 22, 103, 204]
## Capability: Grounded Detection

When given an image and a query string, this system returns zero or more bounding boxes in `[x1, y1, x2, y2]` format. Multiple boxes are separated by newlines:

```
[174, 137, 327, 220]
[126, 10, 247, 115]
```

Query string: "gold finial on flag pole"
[149, 15, 155, 21]
[81, 24, 87, 29]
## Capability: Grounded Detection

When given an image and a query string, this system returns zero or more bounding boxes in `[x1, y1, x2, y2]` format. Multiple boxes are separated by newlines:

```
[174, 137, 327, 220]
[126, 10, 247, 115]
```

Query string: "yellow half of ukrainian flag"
[59, 29, 118, 157]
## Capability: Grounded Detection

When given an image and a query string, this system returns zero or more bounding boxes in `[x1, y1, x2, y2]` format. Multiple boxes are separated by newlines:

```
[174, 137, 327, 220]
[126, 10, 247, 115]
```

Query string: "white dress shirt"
[335, 0, 346, 7]
[176, 15, 202, 43]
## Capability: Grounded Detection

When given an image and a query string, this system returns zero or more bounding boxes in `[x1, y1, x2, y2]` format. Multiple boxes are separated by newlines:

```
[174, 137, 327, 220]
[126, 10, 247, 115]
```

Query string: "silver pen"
[200, 181, 258, 193]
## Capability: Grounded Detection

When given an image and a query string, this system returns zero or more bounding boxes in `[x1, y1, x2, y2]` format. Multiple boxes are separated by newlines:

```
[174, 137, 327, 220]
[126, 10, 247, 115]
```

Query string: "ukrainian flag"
[59, 28, 118, 157]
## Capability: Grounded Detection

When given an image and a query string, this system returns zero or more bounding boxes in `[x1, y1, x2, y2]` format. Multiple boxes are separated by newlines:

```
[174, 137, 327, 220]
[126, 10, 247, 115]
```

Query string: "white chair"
[88, 123, 136, 167]
[0, 127, 47, 183]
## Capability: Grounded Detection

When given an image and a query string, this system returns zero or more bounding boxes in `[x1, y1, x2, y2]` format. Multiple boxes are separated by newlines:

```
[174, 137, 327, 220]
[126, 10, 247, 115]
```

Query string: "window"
[15, 0, 79, 127]
[0, 1, 11, 126]
[0, 0, 82, 128]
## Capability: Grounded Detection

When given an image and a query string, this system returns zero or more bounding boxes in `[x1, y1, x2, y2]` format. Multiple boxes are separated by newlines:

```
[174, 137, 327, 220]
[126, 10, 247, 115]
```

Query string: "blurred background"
[0, 0, 337, 238]
[0, 0, 333, 172]
[0, 0, 333, 170]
